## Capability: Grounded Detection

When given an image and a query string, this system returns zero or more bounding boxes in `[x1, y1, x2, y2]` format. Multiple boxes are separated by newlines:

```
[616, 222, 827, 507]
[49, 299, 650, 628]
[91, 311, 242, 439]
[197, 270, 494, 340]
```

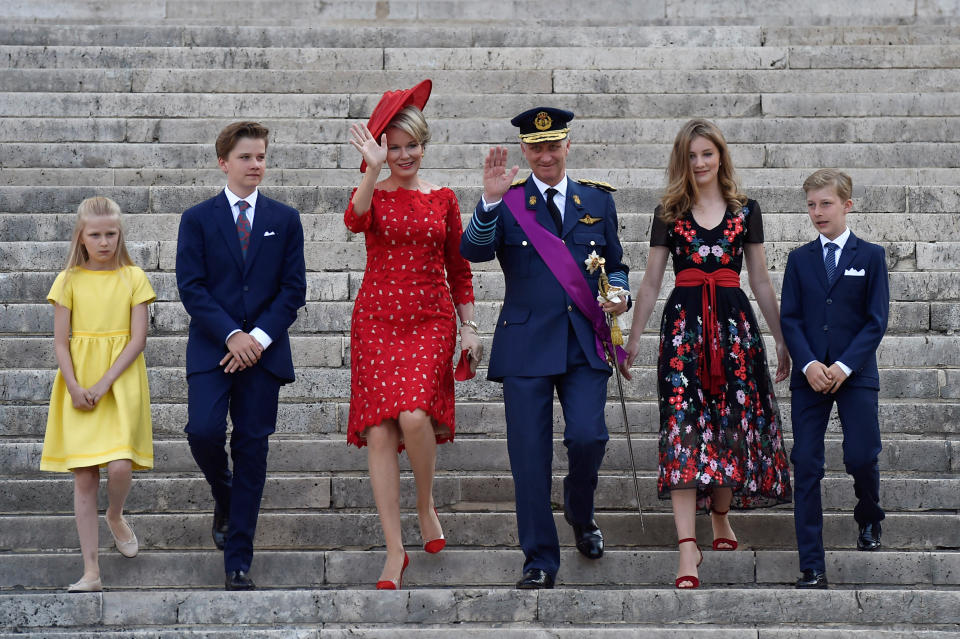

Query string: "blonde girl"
[41, 196, 156, 592]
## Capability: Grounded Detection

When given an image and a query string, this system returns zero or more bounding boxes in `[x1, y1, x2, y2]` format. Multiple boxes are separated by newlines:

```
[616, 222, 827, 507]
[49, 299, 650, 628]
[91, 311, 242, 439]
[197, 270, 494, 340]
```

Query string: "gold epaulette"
[510, 177, 528, 187]
[577, 178, 616, 192]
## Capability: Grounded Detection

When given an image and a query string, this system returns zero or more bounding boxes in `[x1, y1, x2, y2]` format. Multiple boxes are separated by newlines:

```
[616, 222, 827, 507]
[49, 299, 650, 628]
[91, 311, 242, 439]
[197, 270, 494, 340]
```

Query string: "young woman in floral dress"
[625, 119, 792, 589]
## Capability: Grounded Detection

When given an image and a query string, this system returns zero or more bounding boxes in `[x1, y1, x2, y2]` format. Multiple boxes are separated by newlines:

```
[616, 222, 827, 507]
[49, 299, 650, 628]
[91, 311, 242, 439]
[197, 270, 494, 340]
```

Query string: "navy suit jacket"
[780, 231, 888, 390]
[176, 190, 306, 383]
[460, 176, 629, 380]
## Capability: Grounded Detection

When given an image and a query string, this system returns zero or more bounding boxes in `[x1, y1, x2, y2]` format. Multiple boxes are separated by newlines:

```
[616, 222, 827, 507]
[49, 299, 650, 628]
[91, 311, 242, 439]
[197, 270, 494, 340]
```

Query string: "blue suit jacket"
[176, 191, 306, 383]
[460, 176, 629, 380]
[780, 231, 888, 390]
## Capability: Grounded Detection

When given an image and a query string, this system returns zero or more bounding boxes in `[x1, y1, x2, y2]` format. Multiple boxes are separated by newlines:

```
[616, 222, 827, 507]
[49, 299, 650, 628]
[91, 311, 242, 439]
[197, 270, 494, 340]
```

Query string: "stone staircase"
[1, 1, 959, 636]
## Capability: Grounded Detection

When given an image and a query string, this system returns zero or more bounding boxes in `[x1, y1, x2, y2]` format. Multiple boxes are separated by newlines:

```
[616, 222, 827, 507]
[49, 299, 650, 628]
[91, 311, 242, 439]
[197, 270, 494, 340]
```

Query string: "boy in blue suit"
[176, 122, 306, 590]
[780, 169, 889, 590]
[460, 108, 630, 589]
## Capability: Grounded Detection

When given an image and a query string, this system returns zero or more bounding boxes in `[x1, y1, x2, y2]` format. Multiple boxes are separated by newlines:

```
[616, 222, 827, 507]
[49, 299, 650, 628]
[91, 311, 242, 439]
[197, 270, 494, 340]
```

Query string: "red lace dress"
[344, 187, 474, 449]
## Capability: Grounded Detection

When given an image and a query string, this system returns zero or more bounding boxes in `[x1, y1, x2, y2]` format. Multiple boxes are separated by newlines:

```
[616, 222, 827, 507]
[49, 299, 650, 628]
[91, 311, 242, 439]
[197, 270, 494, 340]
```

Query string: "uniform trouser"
[185, 364, 281, 574]
[791, 384, 884, 573]
[501, 325, 610, 578]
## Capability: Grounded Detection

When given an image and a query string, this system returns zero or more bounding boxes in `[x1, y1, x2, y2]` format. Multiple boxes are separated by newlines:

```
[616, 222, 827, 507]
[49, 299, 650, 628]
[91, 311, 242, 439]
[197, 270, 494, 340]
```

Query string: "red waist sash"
[674, 268, 741, 395]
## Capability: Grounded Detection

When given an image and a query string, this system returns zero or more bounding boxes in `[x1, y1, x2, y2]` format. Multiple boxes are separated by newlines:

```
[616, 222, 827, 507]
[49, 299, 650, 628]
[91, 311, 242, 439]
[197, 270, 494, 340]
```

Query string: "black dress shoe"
[516, 569, 555, 589]
[225, 570, 256, 591]
[565, 511, 603, 559]
[212, 503, 229, 551]
[857, 522, 882, 551]
[795, 569, 828, 589]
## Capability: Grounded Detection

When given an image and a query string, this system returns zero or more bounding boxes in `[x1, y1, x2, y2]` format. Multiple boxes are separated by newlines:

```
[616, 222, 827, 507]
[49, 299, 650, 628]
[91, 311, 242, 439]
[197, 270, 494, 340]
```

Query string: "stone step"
[4, 399, 957, 439]
[2, 437, 956, 476]
[5, 184, 948, 215]
[5, 45, 960, 72]
[4, 68, 960, 96]
[1, 473, 955, 515]
[0, 24, 768, 48]
[2, 23, 957, 48]
[7, 211, 960, 245]
[3, 588, 960, 633]
[1, 511, 956, 552]
[2, 293, 951, 337]
[5, 167, 960, 188]
[2, 549, 958, 590]
[2, 0, 956, 25]
[3, 333, 957, 371]
[2, 238, 956, 274]
[6, 141, 960, 170]
[5, 116, 960, 146]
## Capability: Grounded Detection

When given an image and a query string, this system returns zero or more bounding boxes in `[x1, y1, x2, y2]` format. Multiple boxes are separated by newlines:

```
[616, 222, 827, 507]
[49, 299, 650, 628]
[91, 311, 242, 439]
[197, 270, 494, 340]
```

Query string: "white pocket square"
[844, 268, 865, 276]
[263, 231, 276, 237]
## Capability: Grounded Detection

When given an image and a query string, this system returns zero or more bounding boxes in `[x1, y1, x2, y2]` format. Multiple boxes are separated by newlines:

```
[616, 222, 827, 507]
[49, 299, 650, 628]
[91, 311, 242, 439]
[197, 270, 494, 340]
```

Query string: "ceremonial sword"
[587, 251, 645, 531]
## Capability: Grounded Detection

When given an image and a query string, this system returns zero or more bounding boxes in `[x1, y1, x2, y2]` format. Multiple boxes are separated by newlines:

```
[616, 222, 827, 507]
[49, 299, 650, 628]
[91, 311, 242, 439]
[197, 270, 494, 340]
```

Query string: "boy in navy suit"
[780, 169, 889, 589]
[176, 122, 306, 590]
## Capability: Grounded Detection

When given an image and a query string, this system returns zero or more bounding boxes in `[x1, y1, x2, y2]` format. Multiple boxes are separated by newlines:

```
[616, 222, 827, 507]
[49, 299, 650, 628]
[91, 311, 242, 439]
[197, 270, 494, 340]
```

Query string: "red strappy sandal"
[675, 538, 703, 589]
[711, 509, 739, 550]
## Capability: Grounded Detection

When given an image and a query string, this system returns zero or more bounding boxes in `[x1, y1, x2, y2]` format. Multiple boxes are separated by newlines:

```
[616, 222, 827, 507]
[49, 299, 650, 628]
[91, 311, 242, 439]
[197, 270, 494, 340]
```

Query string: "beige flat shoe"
[107, 516, 139, 558]
[67, 576, 102, 592]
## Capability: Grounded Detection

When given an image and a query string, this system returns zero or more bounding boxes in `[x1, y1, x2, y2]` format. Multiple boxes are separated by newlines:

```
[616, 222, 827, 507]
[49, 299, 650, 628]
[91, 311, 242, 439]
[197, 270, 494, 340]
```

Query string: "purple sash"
[503, 187, 627, 365]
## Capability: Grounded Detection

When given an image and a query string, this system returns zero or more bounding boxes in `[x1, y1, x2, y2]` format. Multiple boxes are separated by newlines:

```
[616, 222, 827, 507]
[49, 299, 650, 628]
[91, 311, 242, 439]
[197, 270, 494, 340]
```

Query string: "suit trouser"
[791, 384, 884, 572]
[186, 364, 281, 574]
[501, 325, 610, 578]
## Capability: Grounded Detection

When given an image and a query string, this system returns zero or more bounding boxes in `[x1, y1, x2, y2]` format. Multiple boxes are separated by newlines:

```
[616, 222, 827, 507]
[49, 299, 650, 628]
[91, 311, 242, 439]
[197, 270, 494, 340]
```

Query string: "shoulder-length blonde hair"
[64, 196, 134, 272]
[659, 119, 747, 223]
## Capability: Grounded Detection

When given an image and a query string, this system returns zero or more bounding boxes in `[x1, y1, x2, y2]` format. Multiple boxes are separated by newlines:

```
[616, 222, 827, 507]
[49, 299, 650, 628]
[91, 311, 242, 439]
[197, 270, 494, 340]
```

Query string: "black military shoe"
[212, 503, 230, 551]
[795, 569, 828, 589]
[225, 570, 256, 591]
[857, 522, 882, 551]
[565, 511, 603, 559]
[516, 569, 555, 589]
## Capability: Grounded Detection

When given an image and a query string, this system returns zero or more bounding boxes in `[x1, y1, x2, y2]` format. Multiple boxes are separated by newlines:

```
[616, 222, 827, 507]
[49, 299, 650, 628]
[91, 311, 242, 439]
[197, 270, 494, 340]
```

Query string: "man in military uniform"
[460, 107, 630, 589]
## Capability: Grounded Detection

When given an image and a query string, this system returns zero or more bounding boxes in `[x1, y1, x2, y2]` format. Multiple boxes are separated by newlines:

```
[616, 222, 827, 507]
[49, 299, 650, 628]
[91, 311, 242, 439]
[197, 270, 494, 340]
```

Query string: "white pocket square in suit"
[844, 268, 865, 276]
[263, 231, 276, 237]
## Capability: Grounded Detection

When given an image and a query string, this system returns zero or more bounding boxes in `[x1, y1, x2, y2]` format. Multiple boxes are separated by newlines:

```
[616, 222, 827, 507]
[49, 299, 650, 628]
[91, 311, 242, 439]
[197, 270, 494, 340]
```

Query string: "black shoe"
[564, 511, 603, 559]
[225, 570, 256, 591]
[516, 569, 555, 589]
[795, 569, 828, 589]
[857, 522, 882, 551]
[212, 503, 229, 551]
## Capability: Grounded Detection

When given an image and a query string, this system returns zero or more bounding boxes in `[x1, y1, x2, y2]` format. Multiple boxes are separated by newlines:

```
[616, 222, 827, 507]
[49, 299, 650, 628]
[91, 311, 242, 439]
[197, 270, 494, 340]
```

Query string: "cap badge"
[534, 111, 552, 131]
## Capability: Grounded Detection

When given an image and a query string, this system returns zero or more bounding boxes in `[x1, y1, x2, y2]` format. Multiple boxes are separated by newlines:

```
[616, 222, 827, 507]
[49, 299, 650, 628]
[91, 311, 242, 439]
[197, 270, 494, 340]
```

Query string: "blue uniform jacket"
[780, 232, 889, 390]
[460, 176, 629, 381]
[176, 191, 307, 383]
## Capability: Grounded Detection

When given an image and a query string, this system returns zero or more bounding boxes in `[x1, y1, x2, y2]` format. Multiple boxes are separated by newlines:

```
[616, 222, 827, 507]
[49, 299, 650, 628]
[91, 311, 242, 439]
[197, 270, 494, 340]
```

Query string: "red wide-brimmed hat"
[359, 78, 432, 172]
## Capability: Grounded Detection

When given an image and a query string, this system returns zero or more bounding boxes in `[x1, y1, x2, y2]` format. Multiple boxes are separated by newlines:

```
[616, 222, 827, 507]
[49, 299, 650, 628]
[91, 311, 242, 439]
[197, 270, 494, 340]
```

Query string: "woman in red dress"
[625, 119, 792, 589]
[344, 80, 481, 589]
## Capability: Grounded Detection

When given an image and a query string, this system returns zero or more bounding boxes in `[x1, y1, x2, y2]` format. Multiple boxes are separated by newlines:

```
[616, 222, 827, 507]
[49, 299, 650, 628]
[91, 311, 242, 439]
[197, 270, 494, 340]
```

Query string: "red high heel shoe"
[711, 509, 739, 550]
[675, 538, 703, 589]
[376, 552, 409, 590]
[423, 507, 446, 554]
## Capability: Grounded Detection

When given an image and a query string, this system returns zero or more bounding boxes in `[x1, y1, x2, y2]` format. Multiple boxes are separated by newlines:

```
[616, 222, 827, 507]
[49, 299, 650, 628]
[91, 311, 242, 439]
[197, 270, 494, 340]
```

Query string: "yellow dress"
[40, 265, 156, 472]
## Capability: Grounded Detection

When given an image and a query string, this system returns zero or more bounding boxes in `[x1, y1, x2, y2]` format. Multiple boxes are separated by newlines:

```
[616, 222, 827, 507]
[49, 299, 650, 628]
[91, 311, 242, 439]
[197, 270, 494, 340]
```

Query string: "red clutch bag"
[454, 348, 478, 381]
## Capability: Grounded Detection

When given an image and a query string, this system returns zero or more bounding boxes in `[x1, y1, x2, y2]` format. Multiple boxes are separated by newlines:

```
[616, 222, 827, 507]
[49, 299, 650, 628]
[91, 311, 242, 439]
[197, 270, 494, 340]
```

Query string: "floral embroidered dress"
[344, 187, 474, 450]
[651, 200, 791, 509]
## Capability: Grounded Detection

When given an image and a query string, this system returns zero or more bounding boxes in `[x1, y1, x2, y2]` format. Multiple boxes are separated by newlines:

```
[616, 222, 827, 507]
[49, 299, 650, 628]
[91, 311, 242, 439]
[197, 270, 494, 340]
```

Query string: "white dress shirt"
[481, 174, 569, 220]
[223, 185, 272, 350]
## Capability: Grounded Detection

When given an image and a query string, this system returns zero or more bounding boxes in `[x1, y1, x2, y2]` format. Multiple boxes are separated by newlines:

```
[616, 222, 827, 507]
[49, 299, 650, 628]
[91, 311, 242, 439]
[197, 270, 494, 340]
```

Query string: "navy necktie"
[236, 200, 251, 258]
[545, 188, 563, 235]
[824, 242, 838, 283]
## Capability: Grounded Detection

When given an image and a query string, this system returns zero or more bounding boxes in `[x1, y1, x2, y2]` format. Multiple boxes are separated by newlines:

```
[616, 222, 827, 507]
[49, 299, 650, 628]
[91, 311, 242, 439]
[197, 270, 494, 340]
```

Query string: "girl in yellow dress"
[41, 196, 156, 592]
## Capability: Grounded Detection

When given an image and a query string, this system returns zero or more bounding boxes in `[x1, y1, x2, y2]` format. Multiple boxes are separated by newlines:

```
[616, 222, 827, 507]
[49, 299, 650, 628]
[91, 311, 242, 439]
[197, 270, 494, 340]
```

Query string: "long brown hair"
[659, 119, 747, 223]
[57, 197, 135, 300]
